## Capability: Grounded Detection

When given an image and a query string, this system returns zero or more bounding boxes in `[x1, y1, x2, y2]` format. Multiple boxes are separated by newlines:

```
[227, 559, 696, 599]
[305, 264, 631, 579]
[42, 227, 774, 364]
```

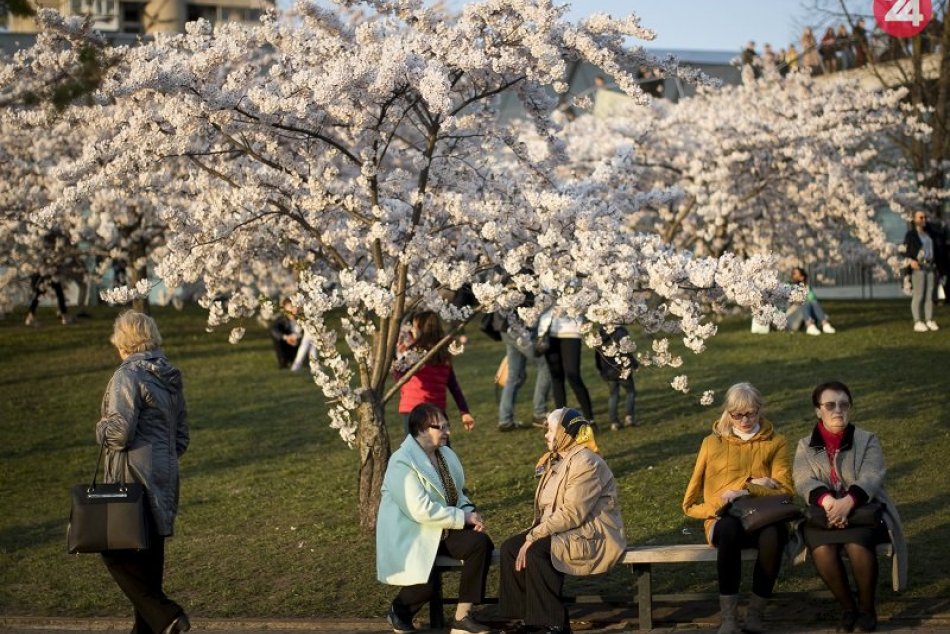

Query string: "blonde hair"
[715, 382, 764, 435]
[110, 310, 162, 355]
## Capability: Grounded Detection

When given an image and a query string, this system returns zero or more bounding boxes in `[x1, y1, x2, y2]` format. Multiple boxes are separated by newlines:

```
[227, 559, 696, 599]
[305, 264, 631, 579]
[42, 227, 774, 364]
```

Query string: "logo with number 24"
[874, 0, 933, 38]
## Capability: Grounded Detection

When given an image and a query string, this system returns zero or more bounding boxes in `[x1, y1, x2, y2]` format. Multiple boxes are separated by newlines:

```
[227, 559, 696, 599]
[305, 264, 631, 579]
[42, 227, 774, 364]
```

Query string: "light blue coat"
[376, 437, 475, 586]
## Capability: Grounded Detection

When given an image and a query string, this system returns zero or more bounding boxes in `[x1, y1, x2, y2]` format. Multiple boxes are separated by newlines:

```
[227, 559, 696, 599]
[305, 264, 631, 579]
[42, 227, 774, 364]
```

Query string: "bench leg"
[634, 563, 653, 631]
[430, 568, 446, 629]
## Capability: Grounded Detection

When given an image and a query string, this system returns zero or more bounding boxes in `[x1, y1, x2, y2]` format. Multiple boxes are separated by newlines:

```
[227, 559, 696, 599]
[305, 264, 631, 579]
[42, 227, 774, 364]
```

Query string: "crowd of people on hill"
[740, 16, 943, 78]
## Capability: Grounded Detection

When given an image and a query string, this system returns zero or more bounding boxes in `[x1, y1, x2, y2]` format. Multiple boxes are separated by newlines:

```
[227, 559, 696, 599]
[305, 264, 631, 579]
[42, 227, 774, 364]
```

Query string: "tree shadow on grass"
[0, 517, 64, 552]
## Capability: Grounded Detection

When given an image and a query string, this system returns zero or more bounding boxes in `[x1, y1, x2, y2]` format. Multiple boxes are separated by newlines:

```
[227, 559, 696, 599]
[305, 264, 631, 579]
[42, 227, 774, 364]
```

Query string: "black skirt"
[804, 520, 888, 550]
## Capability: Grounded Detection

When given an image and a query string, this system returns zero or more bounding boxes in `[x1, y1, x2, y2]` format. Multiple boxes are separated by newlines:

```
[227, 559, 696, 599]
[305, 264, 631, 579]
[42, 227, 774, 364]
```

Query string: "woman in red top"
[395, 311, 475, 437]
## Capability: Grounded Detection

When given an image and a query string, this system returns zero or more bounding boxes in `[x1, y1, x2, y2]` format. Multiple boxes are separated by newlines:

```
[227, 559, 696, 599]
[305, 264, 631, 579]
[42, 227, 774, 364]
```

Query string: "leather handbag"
[67, 439, 149, 554]
[804, 501, 884, 529]
[726, 494, 802, 532]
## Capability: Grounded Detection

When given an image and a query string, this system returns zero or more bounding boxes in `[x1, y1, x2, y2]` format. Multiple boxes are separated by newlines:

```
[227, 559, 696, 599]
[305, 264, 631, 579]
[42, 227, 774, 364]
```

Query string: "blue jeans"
[787, 300, 828, 330]
[499, 331, 552, 425]
[911, 269, 934, 322]
[606, 378, 636, 424]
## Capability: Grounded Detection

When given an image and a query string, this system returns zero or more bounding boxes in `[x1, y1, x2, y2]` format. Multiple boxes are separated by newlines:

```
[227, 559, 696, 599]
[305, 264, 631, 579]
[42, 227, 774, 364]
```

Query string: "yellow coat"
[682, 419, 793, 543]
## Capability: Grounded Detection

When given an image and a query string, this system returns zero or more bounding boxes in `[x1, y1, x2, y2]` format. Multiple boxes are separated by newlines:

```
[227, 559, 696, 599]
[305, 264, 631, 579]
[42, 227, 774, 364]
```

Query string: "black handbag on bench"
[67, 439, 149, 554]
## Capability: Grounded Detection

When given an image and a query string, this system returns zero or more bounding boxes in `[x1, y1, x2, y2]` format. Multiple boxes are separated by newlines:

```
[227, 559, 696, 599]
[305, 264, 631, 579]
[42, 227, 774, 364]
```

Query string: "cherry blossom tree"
[4, 0, 797, 529]
[556, 70, 934, 278]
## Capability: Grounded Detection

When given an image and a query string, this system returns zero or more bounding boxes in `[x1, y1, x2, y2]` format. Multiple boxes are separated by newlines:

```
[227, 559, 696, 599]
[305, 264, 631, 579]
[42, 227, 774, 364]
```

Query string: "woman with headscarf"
[499, 408, 626, 634]
[682, 382, 793, 634]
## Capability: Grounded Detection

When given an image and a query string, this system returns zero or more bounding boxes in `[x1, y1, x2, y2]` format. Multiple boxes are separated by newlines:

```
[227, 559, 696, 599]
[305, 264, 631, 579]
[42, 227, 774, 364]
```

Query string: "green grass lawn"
[1, 300, 948, 618]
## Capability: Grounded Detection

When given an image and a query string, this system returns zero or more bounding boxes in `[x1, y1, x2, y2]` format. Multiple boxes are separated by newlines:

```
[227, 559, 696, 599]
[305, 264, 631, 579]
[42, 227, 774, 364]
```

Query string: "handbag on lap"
[725, 494, 802, 532]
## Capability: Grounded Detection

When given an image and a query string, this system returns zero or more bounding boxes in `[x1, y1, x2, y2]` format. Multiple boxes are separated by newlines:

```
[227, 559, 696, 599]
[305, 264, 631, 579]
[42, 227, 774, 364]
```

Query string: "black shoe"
[837, 610, 856, 633]
[856, 610, 877, 632]
[161, 613, 190, 634]
[498, 421, 523, 432]
[387, 603, 415, 633]
[450, 615, 491, 634]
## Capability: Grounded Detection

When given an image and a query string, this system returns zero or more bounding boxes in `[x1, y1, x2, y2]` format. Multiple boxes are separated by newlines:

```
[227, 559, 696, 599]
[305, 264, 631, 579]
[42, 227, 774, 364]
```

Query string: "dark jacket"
[594, 326, 638, 383]
[97, 350, 190, 536]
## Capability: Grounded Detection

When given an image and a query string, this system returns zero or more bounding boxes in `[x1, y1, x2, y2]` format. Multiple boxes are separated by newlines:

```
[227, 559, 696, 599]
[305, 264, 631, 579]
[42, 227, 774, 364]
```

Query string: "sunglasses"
[819, 401, 851, 413]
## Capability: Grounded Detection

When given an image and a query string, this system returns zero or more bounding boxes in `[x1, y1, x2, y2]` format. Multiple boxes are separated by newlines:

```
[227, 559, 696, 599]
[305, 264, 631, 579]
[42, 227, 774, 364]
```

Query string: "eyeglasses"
[819, 401, 851, 413]
[729, 410, 758, 421]
[428, 423, 451, 432]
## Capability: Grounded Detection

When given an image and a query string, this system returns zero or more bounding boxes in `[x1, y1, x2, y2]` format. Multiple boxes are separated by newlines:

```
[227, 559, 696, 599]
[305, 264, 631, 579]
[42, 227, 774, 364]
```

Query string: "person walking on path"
[97, 311, 191, 634]
[903, 210, 941, 332]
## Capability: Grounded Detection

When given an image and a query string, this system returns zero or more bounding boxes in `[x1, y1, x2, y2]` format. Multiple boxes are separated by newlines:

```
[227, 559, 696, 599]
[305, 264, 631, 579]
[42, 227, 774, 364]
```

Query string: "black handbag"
[479, 312, 503, 341]
[726, 494, 802, 532]
[804, 501, 884, 529]
[67, 439, 149, 554]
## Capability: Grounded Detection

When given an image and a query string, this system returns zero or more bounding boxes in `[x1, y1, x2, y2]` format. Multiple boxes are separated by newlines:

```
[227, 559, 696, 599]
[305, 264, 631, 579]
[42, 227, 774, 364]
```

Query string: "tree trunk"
[357, 394, 391, 534]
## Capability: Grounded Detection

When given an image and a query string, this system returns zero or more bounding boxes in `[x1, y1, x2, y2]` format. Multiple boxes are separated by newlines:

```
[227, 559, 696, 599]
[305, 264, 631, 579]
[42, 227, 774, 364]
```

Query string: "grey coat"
[96, 350, 190, 536]
[793, 425, 907, 591]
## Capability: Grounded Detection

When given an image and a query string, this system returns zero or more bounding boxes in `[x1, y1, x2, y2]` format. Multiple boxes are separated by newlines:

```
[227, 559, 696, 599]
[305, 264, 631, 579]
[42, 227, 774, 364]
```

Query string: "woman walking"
[97, 311, 191, 634]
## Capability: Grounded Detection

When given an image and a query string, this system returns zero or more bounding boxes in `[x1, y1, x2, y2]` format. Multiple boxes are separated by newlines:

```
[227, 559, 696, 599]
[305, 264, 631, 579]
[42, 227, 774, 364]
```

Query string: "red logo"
[874, 0, 933, 38]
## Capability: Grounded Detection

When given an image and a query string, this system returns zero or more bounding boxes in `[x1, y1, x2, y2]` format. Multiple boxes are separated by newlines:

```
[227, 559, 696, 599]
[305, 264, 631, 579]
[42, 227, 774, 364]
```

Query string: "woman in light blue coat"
[376, 404, 493, 634]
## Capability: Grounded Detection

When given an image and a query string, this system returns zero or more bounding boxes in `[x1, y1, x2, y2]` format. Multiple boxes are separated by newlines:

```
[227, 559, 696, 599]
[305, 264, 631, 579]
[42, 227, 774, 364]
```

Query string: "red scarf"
[818, 421, 845, 488]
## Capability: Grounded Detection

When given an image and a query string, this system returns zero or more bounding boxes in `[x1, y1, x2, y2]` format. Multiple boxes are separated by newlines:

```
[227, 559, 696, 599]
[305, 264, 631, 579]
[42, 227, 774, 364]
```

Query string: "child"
[595, 325, 639, 430]
[394, 311, 475, 437]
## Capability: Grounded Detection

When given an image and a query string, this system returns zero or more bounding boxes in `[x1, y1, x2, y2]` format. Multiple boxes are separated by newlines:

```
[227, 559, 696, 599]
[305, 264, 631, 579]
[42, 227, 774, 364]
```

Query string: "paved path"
[4, 596, 950, 633]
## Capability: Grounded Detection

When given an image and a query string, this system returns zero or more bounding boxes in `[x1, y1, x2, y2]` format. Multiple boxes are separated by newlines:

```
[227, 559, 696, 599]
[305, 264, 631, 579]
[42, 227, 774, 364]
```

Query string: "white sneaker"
[806, 323, 821, 336]
[926, 321, 939, 331]
[821, 322, 836, 334]
[914, 321, 929, 332]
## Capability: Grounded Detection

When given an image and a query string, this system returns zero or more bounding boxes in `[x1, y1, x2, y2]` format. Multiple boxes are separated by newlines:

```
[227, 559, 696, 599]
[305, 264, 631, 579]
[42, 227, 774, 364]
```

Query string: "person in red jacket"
[395, 311, 475, 438]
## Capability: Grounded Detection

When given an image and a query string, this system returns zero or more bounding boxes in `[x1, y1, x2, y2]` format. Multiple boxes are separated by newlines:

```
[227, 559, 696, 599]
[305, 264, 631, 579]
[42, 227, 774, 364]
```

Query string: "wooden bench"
[433, 542, 894, 631]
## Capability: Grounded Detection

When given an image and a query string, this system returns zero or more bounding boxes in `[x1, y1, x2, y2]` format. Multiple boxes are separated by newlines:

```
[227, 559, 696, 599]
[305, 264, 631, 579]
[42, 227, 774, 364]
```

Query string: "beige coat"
[526, 445, 626, 575]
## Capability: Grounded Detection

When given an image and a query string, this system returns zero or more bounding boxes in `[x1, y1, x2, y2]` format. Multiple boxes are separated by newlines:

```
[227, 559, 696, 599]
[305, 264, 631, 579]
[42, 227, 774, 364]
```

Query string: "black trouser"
[544, 337, 593, 420]
[28, 274, 67, 315]
[712, 515, 787, 597]
[272, 339, 298, 369]
[499, 532, 568, 629]
[100, 519, 184, 634]
[393, 528, 494, 618]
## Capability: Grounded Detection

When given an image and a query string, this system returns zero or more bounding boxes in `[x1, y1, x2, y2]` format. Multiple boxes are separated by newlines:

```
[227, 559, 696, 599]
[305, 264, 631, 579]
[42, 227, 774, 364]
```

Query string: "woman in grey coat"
[793, 381, 907, 634]
[97, 311, 191, 634]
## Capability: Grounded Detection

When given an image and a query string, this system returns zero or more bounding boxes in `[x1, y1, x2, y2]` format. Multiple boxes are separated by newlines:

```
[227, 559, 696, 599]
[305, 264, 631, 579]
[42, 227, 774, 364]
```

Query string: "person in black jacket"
[903, 211, 942, 332]
[594, 325, 639, 430]
[270, 298, 301, 368]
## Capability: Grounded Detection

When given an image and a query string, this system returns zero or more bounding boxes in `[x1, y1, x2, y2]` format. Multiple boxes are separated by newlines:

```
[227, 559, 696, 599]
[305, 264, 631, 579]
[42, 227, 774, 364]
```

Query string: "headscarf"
[534, 408, 600, 479]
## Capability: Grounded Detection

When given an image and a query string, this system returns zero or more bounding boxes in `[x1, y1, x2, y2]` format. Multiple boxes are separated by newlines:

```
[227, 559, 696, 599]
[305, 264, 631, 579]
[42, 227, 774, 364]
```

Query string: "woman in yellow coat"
[682, 383, 793, 634]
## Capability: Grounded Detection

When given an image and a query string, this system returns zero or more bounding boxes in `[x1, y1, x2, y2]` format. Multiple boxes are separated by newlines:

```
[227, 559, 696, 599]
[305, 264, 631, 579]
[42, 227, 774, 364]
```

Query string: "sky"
[293, 1, 876, 53]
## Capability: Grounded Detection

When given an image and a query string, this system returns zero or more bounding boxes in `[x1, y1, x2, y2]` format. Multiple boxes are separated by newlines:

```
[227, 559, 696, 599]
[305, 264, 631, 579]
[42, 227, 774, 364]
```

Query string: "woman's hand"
[461, 413, 475, 431]
[464, 510, 485, 532]
[721, 489, 749, 503]
[826, 496, 855, 528]
[515, 539, 532, 571]
[749, 477, 779, 489]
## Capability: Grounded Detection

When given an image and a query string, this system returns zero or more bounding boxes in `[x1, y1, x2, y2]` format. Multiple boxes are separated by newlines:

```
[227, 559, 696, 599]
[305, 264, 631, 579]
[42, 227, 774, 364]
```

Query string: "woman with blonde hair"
[683, 383, 793, 634]
[98, 311, 191, 634]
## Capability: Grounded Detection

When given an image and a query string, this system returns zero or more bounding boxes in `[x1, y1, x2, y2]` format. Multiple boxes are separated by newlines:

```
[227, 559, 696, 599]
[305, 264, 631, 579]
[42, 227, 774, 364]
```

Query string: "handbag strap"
[89, 436, 128, 491]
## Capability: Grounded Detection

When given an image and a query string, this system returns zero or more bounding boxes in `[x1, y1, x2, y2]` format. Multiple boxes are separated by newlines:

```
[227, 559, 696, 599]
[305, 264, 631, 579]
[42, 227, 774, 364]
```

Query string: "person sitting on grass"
[787, 267, 836, 335]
